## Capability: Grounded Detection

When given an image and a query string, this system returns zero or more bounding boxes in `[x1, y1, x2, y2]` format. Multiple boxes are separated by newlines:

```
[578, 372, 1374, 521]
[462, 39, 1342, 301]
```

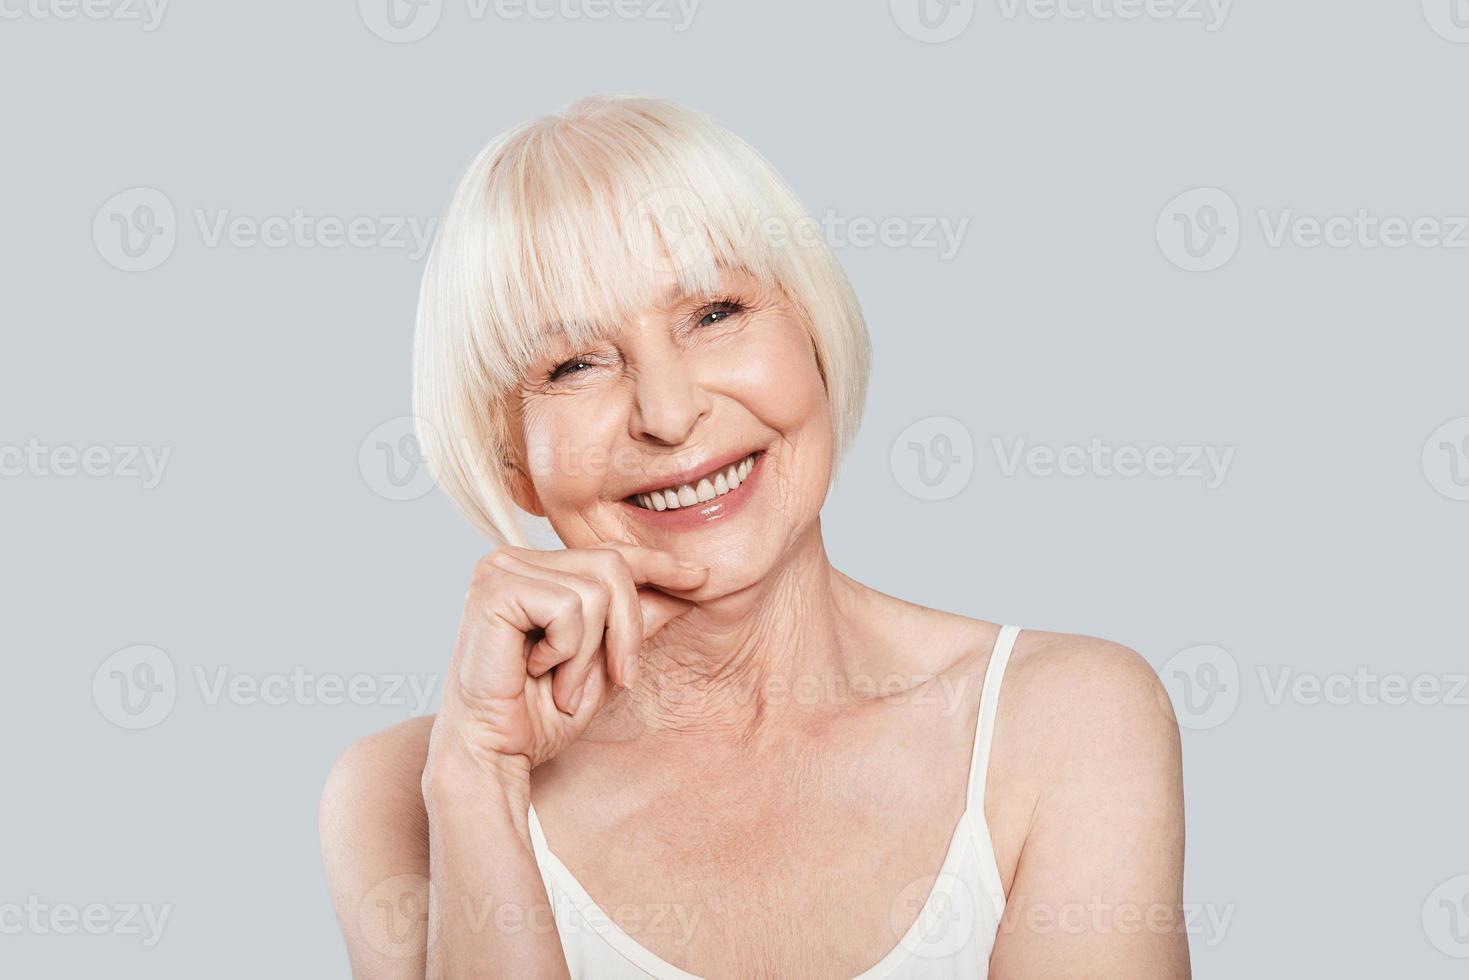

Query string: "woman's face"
[506, 266, 834, 593]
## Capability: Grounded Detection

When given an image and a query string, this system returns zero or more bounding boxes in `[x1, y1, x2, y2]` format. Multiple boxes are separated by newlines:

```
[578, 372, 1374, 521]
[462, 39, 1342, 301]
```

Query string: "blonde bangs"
[472, 108, 798, 392]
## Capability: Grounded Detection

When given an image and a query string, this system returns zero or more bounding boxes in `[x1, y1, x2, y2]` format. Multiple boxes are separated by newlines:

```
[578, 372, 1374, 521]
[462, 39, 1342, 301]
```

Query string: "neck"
[614, 520, 863, 742]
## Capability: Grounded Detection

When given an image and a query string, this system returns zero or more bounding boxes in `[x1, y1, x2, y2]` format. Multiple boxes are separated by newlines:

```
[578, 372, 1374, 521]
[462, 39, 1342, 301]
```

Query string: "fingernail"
[677, 559, 708, 571]
[566, 685, 584, 714]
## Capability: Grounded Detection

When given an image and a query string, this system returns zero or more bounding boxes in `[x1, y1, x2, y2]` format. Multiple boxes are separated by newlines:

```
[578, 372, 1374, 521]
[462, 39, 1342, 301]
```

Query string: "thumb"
[638, 587, 695, 640]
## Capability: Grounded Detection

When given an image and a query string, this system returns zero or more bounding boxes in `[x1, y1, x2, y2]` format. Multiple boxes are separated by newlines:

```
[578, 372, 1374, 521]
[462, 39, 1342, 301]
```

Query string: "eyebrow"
[535, 266, 754, 340]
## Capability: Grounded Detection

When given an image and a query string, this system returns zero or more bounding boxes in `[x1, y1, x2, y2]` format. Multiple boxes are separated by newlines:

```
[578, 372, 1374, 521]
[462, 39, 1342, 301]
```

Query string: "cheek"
[519, 397, 621, 506]
[724, 321, 830, 437]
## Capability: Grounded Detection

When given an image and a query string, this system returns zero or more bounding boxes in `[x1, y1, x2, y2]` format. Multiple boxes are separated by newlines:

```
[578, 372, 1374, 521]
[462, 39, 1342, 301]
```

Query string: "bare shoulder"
[320, 714, 435, 840]
[842, 579, 1175, 753]
[974, 625, 1185, 923]
[1002, 627, 1179, 741]
[318, 716, 435, 974]
[987, 629, 1188, 973]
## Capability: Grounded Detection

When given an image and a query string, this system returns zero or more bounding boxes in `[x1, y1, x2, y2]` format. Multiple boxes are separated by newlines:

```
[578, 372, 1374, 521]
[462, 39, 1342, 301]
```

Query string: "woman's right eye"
[548, 355, 606, 383]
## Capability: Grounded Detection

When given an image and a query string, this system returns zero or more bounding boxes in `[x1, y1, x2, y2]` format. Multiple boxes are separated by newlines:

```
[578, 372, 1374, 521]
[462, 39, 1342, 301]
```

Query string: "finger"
[583, 545, 704, 687]
[490, 553, 608, 713]
[582, 542, 711, 593]
[497, 544, 704, 685]
[638, 587, 696, 640]
[626, 589, 698, 688]
[493, 548, 637, 691]
[457, 563, 583, 703]
[560, 548, 642, 689]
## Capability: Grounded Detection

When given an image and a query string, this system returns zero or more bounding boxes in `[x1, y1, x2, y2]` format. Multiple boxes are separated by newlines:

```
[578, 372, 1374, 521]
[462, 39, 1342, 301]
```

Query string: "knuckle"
[579, 576, 611, 607]
[554, 586, 583, 621]
[475, 547, 516, 576]
[598, 550, 634, 585]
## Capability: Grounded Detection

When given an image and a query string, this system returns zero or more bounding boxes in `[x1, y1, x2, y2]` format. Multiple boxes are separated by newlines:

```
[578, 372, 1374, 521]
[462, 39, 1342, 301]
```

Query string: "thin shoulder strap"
[964, 624, 1022, 810]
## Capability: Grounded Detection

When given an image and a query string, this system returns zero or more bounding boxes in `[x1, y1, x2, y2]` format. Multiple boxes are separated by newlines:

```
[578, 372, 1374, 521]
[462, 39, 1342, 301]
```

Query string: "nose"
[628, 347, 709, 446]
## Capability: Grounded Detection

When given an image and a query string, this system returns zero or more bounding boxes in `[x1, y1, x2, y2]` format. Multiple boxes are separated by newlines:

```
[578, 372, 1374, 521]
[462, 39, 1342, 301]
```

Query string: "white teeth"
[629, 452, 760, 510]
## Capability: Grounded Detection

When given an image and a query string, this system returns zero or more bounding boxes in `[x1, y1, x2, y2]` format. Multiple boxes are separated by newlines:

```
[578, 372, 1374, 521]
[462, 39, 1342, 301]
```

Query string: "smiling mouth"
[624, 451, 763, 511]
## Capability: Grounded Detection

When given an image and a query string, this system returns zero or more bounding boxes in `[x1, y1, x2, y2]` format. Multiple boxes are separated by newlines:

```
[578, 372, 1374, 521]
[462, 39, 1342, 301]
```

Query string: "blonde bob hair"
[412, 94, 871, 546]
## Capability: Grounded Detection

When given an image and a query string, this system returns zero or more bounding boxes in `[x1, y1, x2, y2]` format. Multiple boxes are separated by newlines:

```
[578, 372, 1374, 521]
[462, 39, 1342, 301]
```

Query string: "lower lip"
[619, 452, 766, 532]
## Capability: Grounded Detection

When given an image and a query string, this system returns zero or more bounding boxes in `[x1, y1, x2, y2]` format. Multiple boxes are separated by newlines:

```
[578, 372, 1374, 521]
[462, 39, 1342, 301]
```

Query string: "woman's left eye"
[697, 301, 744, 328]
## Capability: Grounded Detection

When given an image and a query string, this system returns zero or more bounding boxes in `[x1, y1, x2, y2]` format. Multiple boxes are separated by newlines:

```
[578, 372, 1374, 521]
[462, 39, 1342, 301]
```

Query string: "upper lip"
[621, 447, 762, 499]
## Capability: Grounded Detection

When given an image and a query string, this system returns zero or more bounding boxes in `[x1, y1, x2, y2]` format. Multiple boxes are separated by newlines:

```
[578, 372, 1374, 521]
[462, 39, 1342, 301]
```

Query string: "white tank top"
[525, 624, 1022, 979]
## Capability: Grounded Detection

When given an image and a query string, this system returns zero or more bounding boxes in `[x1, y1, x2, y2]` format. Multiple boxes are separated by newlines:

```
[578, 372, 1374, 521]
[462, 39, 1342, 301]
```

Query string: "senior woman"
[320, 95, 1188, 980]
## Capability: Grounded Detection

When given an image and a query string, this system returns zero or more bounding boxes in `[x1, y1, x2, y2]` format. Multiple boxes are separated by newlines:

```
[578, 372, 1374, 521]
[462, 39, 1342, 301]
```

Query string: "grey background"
[2, 0, 1466, 976]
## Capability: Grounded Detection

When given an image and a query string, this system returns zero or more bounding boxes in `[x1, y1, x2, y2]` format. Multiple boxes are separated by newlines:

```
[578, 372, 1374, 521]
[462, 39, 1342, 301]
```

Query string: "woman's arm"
[319, 718, 436, 980]
[419, 749, 570, 980]
[988, 636, 1190, 979]
[317, 720, 572, 980]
